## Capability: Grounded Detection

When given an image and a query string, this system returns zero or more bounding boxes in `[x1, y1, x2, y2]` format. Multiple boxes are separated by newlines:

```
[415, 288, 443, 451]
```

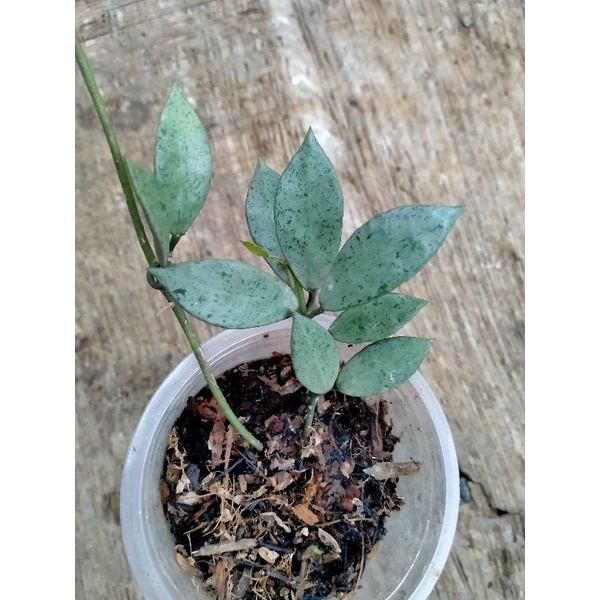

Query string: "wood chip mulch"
[160, 352, 420, 600]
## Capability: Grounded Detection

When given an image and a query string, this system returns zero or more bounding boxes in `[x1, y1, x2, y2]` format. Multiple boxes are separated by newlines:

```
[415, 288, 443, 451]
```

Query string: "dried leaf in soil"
[160, 354, 418, 600]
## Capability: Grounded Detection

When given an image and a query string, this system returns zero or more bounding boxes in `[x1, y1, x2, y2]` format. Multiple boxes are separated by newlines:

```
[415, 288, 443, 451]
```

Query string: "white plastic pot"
[120, 315, 459, 599]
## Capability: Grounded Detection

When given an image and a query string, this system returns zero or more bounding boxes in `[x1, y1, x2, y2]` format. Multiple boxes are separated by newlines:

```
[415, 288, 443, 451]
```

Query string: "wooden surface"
[75, 1, 524, 598]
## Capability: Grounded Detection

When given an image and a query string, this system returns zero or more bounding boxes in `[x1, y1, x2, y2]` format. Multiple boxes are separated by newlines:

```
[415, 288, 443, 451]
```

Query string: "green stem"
[76, 34, 263, 452]
[302, 391, 320, 444]
[75, 34, 156, 267]
[282, 263, 307, 316]
[170, 299, 264, 451]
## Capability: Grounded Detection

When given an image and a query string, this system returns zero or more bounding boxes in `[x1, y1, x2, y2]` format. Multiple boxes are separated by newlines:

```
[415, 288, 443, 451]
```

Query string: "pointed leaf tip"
[274, 129, 343, 290]
[321, 205, 464, 310]
[154, 85, 212, 236]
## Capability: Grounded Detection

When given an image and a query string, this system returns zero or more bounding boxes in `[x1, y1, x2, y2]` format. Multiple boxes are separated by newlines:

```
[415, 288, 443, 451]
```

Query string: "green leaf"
[240, 240, 270, 258]
[336, 337, 433, 397]
[274, 129, 343, 290]
[154, 83, 212, 236]
[291, 313, 340, 394]
[149, 260, 298, 328]
[320, 205, 464, 310]
[329, 293, 428, 343]
[126, 159, 171, 266]
[245, 160, 287, 281]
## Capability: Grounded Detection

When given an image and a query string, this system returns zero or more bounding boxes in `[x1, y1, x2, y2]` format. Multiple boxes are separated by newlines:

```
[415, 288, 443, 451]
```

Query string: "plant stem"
[170, 300, 264, 451]
[75, 34, 156, 267]
[76, 34, 263, 452]
[282, 263, 307, 316]
[302, 391, 320, 444]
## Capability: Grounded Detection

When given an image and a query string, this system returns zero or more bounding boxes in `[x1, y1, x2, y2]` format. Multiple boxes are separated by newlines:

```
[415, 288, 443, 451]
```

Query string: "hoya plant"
[76, 36, 463, 454]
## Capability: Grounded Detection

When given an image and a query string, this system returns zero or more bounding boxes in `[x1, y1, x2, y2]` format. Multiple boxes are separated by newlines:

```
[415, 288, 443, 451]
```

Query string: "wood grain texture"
[75, 1, 524, 598]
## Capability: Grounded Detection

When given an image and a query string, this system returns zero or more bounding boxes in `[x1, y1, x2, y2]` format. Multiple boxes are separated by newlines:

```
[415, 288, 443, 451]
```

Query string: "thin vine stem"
[76, 33, 263, 452]
[169, 299, 263, 451]
[75, 34, 156, 267]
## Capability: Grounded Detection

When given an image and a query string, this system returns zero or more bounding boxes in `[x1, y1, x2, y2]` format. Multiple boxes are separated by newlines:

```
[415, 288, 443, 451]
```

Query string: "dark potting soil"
[160, 352, 420, 600]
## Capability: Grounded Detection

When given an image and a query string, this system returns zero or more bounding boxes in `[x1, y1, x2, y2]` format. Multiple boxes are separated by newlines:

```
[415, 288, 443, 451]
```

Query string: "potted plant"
[76, 34, 463, 600]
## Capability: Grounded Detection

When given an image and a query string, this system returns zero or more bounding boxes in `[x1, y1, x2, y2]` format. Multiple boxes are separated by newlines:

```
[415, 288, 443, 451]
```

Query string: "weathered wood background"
[75, 1, 524, 598]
